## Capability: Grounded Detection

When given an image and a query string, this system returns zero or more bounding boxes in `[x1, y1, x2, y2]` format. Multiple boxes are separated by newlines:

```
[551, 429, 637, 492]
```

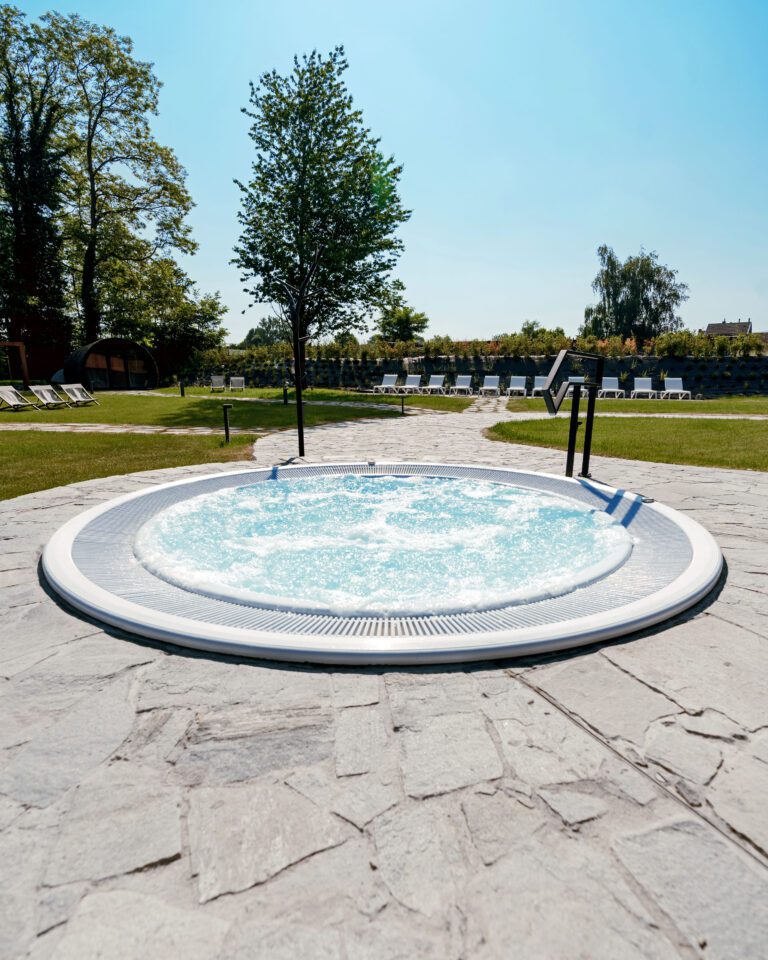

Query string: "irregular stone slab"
[372, 802, 467, 918]
[11, 633, 155, 695]
[287, 764, 399, 829]
[384, 670, 479, 726]
[0, 793, 23, 830]
[532, 654, 679, 745]
[48, 890, 230, 960]
[644, 721, 722, 784]
[335, 705, 389, 777]
[493, 697, 606, 788]
[221, 912, 454, 960]
[678, 709, 746, 742]
[343, 915, 458, 960]
[538, 786, 608, 826]
[707, 752, 768, 855]
[188, 781, 349, 902]
[476, 674, 538, 721]
[217, 836, 388, 935]
[36, 882, 89, 936]
[331, 671, 380, 708]
[0, 815, 52, 958]
[117, 707, 193, 766]
[601, 756, 661, 806]
[0, 601, 99, 679]
[173, 705, 334, 785]
[461, 789, 545, 864]
[399, 712, 502, 798]
[614, 818, 768, 959]
[0, 676, 135, 806]
[603, 616, 768, 730]
[464, 836, 679, 959]
[138, 657, 332, 713]
[45, 777, 182, 884]
[222, 924, 344, 960]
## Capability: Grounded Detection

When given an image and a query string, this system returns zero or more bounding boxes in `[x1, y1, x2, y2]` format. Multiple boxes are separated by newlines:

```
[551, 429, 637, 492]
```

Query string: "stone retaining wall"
[192, 355, 768, 397]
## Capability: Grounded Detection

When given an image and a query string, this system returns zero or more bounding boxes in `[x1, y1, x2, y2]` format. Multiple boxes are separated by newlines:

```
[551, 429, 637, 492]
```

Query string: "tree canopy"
[376, 303, 429, 342]
[0, 6, 70, 363]
[0, 5, 226, 377]
[238, 315, 290, 349]
[581, 244, 688, 344]
[233, 46, 410, 357]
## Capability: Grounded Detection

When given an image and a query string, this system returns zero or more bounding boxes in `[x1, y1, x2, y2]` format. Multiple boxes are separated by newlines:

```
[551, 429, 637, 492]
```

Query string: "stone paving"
[1, 401, 767, 959]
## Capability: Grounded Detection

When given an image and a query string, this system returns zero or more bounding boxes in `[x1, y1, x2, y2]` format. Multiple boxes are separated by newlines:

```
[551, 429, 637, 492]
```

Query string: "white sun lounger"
[449, 375, 473, 395]
[373, 374, 398, 394]
[531, 376, 548, 396]
[210, 376, 226, 392]
[598, 377, 625, 398]
[565, 376, 585, 397]
[60, 383, 99, 405]
[478, 376, 500, 396]
[397, 375, 422, 395]
[506, 376, 527, 397]
[630, 377, 658, 399]
[29, 385, 70, 408]
[660, 378, 691, 400]
[229, 377, 245, 391]
[0, 385, 38, 411]
[422, 375, 446, 395]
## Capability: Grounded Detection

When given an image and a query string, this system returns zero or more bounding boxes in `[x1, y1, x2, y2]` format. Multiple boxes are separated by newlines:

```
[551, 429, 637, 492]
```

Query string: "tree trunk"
[82, 124, 100, 343]
[81, 236, 99, 342]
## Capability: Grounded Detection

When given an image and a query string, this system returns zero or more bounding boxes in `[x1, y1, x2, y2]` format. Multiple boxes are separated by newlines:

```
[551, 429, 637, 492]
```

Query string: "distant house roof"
[705, 320, 753, 337]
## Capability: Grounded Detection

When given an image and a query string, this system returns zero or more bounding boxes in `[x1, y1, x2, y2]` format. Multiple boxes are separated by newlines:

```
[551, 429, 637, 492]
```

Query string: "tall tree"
[377, 303, 429, 342]
[581, 244, 688, 344]
[46, 12, 195, 342]
[0, 6, 70, 362]
[234, 46, 410, 368]
[239, 315, 289, 348]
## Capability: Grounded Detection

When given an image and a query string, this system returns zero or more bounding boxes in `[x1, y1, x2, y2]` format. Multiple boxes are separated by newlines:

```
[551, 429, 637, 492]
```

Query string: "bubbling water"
[133, 474, 633, 616]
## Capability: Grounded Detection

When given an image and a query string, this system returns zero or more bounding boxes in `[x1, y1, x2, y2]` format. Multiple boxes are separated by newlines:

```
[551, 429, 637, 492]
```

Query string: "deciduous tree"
[581, 244, 688, 345]
[0, 5, 71, 364]
[47, 12, 195, 341]
[234, 46, 410, 367]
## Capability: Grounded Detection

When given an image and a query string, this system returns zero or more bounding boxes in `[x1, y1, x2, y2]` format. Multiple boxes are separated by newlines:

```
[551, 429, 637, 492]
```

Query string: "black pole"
[222, 403, 232, 443]
[579, 385, 597, 478]
[401, 394, 405, 415]
[565, 384, 581, 478]
[179, 380, 185, 398]
[292, 318, 305, 457]
[283, 381, 289, 405]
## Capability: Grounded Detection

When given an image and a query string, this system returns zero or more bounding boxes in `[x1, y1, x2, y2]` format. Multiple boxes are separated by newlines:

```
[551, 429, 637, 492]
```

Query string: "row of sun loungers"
[370, 374, 692, 398]
[0, 383, 99, 411]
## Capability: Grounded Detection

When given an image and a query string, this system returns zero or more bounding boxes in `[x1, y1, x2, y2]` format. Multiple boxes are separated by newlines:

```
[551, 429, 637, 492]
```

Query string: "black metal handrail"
[541, 349, 604, 478]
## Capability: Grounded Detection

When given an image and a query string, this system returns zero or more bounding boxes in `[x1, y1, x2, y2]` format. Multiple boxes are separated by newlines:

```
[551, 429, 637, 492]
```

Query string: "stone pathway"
[1, 407, 767, 958]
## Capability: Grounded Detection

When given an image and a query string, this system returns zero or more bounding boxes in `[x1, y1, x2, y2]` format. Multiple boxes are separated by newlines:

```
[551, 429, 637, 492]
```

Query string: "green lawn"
[507, 395, 768, 415]
[0, 432, 257, 500]
[488, 417, 768, 471]
[2, 392, 398, 430]
[153, 385, 474, 412]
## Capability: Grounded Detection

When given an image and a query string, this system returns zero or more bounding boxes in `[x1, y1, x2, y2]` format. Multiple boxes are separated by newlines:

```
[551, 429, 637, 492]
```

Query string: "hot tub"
[42, 462, 722, 664]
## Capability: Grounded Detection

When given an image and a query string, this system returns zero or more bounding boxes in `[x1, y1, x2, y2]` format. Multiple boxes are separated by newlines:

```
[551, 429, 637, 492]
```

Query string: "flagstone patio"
[1, 403, 767, 959]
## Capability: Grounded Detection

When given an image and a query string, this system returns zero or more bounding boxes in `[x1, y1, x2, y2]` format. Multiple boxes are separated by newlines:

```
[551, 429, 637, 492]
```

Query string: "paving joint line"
[512, 670, 768, 871]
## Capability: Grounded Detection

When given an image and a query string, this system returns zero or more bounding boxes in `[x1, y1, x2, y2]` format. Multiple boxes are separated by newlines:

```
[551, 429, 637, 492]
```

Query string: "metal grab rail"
[541, 349, 604, 478]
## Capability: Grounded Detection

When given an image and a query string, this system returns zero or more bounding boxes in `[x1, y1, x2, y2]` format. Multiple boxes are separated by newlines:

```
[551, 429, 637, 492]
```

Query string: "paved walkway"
[1, 405, 767, 958]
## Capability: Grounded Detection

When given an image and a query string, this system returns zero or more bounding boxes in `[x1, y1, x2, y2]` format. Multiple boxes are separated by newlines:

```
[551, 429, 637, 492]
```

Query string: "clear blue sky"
[22, 0, 768, 341]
